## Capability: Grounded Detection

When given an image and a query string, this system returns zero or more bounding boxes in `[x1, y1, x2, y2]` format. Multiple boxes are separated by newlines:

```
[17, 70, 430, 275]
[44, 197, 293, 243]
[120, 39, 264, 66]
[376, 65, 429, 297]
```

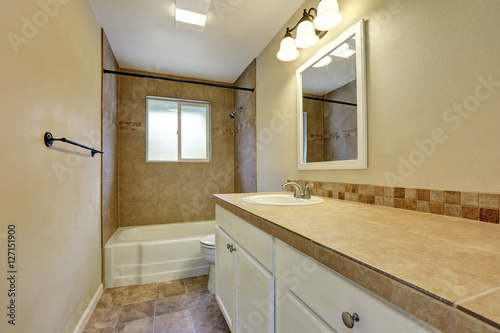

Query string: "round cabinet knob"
[341, 312, 359, 329]
[227, 244, 231, 250]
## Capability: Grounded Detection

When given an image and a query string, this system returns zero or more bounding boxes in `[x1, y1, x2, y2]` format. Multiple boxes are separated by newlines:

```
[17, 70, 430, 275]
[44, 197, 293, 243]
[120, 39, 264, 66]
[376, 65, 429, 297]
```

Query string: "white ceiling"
[90, 0, 305, 83]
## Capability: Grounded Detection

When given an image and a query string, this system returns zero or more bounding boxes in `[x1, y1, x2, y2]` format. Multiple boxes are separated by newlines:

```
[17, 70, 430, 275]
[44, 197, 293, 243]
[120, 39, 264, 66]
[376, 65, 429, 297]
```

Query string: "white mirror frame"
[297, 19, 367, 170]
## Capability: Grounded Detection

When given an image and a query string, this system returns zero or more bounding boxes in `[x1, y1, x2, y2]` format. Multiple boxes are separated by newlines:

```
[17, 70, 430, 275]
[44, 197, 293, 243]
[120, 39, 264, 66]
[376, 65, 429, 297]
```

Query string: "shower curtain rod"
[103, 69, 254, 92]
[303, 95, 357, 107]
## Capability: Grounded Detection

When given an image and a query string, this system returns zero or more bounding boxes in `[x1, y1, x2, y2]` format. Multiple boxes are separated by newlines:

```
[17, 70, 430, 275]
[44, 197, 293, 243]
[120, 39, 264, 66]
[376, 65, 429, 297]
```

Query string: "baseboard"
[73, 283, 103, 333]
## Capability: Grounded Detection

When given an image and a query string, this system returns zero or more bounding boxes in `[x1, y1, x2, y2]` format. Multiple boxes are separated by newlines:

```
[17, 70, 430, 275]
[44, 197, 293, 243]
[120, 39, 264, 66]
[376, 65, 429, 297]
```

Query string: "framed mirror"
[297, 20, 367, 170]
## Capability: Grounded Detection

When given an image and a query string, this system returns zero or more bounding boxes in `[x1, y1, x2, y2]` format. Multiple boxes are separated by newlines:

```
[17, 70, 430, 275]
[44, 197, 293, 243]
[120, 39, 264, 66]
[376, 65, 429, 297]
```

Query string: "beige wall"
[0, 1, 102, 332]
[257, 0, 500, 193]
[118, 71, 234, 226]
[234, 59, 257, 193]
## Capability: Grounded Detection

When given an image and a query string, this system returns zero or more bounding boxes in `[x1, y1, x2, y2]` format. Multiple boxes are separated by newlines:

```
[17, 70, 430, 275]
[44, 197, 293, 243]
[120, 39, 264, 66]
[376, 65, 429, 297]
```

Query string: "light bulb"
[313, 0, 343, 31]
[277, 36, 300, 62]
[294, 20, 319, 49]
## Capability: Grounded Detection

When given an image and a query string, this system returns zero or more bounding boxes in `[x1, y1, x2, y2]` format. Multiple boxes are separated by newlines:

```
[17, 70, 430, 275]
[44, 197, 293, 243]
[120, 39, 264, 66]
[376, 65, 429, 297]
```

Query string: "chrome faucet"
[281, 182, 314, 199]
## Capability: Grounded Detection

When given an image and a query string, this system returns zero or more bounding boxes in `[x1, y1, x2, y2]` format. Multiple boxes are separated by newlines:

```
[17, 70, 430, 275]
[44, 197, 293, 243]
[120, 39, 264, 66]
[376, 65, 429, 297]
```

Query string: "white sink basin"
[242, 194, 324, 206]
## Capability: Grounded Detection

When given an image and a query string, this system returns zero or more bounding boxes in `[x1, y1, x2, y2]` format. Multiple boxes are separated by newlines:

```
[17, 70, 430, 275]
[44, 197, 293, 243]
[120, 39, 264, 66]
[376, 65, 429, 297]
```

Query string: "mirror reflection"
[301, 36, 357, 163]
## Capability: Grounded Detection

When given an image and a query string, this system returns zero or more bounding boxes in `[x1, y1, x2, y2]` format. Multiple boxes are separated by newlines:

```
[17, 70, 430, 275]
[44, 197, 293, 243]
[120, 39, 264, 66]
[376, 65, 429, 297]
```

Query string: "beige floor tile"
[154, 310, 193, 333]
[84, 307, 121, 331]
[117, 300, 155, 324]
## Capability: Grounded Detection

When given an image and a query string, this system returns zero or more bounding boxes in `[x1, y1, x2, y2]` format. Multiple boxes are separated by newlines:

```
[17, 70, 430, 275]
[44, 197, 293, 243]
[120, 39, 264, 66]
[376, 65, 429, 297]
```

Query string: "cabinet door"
[276, 290, 335, 333]
[237, 245, 275, 333]
[275, 240, 440, 333]
[215, 226, 236, 331]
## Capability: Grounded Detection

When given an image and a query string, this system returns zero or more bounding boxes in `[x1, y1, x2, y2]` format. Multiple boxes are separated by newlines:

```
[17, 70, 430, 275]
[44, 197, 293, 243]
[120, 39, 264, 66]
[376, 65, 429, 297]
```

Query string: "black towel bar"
[44, 132, 103, 157]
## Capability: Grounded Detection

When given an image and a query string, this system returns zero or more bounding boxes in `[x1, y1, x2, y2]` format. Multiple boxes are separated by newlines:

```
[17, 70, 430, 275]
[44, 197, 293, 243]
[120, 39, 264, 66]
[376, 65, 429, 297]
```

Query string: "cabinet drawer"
[216, 205, 274, 272]
[275, 240, 439, 333]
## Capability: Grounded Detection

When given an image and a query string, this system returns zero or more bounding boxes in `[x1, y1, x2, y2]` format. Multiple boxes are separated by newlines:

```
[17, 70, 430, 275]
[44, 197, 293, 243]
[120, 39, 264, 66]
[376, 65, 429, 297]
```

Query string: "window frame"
[146, 96, 212, 163]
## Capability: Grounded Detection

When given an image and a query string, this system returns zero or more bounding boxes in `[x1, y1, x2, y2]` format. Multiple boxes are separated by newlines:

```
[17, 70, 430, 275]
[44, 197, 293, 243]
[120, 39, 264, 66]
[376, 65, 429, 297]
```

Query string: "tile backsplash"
[289, 180, 500, 224]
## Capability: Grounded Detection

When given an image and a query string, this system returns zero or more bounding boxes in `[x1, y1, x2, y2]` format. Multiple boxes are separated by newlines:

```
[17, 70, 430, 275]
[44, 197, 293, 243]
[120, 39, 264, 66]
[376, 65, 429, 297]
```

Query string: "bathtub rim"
[105, 220, 217, 247]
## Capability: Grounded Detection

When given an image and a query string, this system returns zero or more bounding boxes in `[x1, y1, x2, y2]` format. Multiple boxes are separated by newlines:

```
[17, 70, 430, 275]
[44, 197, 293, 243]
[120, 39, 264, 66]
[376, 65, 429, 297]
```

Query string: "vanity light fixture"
[276, 0, 343, 62]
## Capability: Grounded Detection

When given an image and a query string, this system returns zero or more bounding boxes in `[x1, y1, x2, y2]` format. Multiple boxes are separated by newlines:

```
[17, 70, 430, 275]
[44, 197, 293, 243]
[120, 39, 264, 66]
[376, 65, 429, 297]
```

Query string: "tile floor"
[84, 275, 230, 333]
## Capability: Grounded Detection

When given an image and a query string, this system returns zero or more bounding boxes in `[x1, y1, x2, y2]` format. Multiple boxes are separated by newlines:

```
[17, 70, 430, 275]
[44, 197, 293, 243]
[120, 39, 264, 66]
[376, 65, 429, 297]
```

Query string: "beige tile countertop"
[213, 192, 500, 333]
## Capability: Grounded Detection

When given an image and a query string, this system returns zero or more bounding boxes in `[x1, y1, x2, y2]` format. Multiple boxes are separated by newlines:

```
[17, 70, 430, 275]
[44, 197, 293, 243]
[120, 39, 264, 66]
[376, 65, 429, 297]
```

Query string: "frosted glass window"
[181, 104, 208, 159]
[146, 97, 211, 162]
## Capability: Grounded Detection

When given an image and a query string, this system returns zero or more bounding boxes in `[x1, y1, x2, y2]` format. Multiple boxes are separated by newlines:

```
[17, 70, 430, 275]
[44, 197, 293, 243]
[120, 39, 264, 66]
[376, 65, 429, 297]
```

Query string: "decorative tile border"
[289, 180, 500, 224]
[235, 118, 255, 134]
[118, 121, 145, 131]
[308, 128, 358, 142]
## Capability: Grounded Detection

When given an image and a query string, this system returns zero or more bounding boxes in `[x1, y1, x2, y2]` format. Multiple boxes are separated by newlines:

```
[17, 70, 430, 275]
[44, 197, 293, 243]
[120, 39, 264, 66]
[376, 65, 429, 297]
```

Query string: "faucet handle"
[303, 183, 314, 199]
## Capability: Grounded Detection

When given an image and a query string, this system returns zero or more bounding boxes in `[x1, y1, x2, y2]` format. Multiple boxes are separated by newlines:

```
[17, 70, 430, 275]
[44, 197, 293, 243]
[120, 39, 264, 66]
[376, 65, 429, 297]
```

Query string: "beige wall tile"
[102, 205, 119, 246]
[119, 76, 131, 99]
[345, 193, 359, 202]
[384, 187, 394, 197]
[444, 191, 461, 205]
[405, 188, 418, 200]
[102, 179, 119, 214]
[359, 184, 375, 195]
[461, 192, 479, 207]
[430, 190, 444, 203]
[444, 204, 462, 218]
[374, 186, 384, 196]
[117, 70, 236, 227]
[157, 80, 182, 99]
[479, 193, 500, 209]
[461, 206, 479, 221]
[417, 189, 431, 201]
[102, 149, 118, 182]
[417, 201, 430, 213]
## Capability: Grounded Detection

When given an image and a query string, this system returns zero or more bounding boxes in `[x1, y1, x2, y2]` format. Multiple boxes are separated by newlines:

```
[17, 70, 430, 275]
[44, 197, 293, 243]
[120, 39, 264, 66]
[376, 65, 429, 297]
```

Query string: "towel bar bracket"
[44, 132, 103, 157]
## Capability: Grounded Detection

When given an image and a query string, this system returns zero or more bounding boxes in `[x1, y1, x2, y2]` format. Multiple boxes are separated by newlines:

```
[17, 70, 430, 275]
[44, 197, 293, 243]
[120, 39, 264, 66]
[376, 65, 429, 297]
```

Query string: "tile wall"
[323, 80, 357, 161]
[290, 180, 500, 224]
[302, 80, 357, 163]
[101, 30, 119, 246]
[118, 70, 235, 226]
[303, 93, 323, 162]
[234, 59, 257, 192]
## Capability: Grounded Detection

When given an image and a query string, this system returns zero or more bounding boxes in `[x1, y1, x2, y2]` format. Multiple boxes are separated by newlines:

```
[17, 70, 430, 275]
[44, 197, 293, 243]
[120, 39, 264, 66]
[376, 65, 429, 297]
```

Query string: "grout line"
[152, 282, 157, 333]
[454, 284, 500, 307]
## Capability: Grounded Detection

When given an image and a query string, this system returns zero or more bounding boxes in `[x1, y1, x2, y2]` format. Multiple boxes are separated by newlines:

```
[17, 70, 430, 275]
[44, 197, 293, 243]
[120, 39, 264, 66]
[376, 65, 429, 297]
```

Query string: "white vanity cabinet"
[275, 239, 440, 333]
[215, 206, 275, 333]
[215, 205, 440, 333]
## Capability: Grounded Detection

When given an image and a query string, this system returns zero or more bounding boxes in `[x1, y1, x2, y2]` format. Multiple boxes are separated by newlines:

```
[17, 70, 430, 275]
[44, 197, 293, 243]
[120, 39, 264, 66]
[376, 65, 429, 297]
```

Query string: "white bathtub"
[105, 221, 216, 288]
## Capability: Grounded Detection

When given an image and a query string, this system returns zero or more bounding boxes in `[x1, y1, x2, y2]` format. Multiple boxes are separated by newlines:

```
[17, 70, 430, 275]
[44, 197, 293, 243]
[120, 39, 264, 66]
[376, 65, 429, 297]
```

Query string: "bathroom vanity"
[213, 193, 500, 333]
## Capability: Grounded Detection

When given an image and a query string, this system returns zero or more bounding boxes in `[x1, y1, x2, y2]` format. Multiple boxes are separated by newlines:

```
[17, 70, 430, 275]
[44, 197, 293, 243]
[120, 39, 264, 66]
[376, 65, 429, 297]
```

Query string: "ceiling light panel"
[175, 0, 210, 32]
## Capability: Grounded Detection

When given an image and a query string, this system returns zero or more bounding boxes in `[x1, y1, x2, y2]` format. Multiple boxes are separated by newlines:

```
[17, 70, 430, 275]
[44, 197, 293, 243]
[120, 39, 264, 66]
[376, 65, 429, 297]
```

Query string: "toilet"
[199, 234, 216, 294]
